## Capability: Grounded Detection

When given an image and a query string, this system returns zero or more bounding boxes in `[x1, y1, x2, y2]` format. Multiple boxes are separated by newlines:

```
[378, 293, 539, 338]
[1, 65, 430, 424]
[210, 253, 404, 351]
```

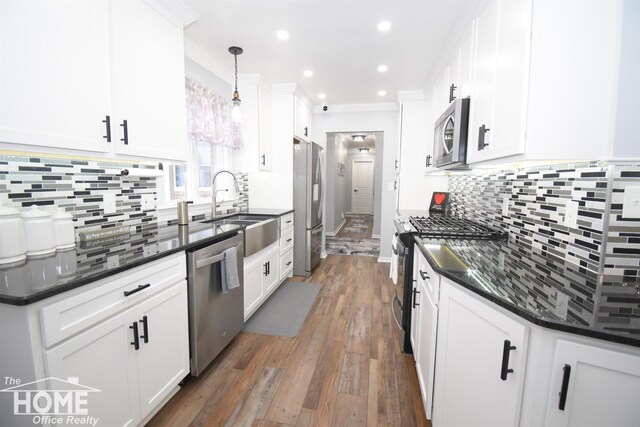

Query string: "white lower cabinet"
[432, 278, 528, 427]
[45, 308, 141, 426]
[45, 280, 189, 426]
[543, 340, 640, 427]
[412, 247, 440, 420]
[244, 241, 280, 320]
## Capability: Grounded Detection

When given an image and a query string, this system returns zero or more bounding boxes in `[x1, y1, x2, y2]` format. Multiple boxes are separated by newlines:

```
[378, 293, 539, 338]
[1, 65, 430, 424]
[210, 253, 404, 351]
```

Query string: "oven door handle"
[391, 294, 403, 331]
[195, 244, 242, 269]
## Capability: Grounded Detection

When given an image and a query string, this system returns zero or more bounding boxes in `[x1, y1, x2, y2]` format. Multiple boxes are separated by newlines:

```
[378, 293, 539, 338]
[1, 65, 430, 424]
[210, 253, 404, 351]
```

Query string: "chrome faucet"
[211, 170, 240, 218]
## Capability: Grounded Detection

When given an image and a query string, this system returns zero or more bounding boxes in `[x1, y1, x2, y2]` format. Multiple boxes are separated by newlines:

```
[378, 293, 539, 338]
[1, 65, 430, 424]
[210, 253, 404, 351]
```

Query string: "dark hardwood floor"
[147, 254, 429, 426]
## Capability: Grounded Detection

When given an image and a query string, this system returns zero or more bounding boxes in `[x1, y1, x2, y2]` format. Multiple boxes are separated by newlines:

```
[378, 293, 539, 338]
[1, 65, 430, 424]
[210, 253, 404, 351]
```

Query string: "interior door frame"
[350, 158, 375, 214]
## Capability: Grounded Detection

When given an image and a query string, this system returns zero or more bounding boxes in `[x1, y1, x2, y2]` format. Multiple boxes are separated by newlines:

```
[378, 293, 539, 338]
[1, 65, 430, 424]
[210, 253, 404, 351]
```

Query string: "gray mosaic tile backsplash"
[0, 154, 159, 237]
[448, 162, 640, 335]
[1, 154, 250, 237]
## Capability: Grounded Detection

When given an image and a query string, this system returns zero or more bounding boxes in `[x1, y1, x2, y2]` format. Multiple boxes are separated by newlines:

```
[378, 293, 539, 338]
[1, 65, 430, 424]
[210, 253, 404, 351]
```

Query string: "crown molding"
[271, 83, 298, 96]
[397, 90, 426, 102]
[184, 40, 233, 84]
[238, 74, 262, 86]
[311, 103, 399, 114]
[144, 0, 198, 27]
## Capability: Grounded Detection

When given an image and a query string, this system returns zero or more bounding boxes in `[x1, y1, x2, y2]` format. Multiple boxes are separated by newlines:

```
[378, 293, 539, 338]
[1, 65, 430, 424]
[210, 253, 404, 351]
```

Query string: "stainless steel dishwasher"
[186, 232, 244, 376]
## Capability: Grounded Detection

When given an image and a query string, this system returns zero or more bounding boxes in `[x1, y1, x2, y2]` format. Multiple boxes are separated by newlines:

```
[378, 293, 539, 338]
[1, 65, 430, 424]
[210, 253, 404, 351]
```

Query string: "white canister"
[52, 208, 76, 249]
[0, 203, 27, 265]
[21, 206, 56, 257]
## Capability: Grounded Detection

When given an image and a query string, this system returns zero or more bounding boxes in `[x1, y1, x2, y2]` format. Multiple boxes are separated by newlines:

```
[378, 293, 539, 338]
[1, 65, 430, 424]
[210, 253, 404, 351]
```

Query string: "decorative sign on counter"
[429, 192, 450, 213]
[78, 225, 130, 242]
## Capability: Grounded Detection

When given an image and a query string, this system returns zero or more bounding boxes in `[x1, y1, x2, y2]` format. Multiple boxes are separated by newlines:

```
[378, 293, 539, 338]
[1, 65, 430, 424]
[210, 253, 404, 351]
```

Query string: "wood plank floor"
[147, 254, 430, 427]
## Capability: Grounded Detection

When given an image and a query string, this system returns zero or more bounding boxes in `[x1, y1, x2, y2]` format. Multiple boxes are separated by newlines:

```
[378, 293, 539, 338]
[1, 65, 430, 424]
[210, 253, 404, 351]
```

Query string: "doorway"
[323, 132, 381, 257]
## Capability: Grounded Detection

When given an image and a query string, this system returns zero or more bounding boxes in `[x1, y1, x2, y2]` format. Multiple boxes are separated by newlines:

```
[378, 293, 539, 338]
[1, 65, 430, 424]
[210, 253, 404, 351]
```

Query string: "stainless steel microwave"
[433, 97, 470, 169]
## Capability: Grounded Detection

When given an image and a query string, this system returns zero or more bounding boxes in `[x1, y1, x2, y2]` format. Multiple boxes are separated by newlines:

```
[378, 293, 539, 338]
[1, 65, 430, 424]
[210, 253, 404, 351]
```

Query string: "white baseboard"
[372, 234, 381, 238]
[321, 251, 327, 258]
[325, 218, 347, 237]
[377, 257, 391, 263]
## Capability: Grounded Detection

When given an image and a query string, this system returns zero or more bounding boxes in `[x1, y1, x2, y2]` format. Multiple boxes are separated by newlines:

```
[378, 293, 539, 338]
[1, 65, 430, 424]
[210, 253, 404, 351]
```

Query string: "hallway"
[326, 215, 380, 257]
[148, 255, 428, 426]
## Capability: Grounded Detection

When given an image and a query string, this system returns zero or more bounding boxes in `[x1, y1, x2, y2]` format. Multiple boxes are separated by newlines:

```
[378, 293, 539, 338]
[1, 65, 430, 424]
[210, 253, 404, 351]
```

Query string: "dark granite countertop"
[414, 236, 640, 348]
[0, 209, 294, 306]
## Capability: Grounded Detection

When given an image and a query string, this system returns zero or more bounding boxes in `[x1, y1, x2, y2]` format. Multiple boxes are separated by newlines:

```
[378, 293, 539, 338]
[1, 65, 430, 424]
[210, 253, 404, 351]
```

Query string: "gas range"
[394, 214, 505, 240]
[409, 215, 505, 240]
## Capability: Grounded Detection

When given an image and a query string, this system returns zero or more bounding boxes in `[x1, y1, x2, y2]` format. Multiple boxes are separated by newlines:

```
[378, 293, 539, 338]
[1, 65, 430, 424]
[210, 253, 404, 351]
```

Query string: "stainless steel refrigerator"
[293, 138, 324, 276]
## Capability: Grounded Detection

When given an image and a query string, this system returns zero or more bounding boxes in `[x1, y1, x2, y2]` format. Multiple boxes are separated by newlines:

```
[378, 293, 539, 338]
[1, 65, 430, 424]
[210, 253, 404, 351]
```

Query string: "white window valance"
[185, 77, 242, 149]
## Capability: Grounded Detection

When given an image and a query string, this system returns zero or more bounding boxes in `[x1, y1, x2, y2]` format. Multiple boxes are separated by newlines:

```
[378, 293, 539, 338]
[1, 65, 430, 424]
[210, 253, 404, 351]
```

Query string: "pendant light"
[228, 46, 243, 123]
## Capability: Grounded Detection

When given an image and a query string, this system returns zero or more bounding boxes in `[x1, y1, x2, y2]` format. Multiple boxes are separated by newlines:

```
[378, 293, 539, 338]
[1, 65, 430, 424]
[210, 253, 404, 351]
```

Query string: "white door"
[433, 279, 528, 427]
[0, 0, 111, 153]
[45, 309, 141, 427]
[544, 340, 640, 427]
[109, 0, 188, 161]
[135, 282, 189, 418]
[351, 160, 374, 214]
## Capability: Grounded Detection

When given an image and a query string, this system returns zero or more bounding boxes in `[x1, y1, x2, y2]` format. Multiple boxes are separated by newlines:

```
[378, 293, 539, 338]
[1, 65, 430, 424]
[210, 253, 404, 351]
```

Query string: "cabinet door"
[45, 309, 141, 427]
[433, 280, 527, 427]
[244, 259, 265, 319]
[410, 251, 420, 356]
[264, 245, 281, 295]
[135, 281, 189, 418]
[487, 0, 530, 160]
[544, 340, 640, 427]
[467, 0, 498, 164]
[457, 27, 475, 99]
[0, 0, 111, 153]
[258, 86, 273, 170]
[109, 0, 187, 161]
[416, 278, 438, 420]
[294, 97, 310, 141]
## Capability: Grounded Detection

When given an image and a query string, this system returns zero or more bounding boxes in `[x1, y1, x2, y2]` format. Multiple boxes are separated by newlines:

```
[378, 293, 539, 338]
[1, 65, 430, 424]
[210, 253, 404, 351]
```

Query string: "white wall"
[311, 109, 399, 259]
[325, 134, 349, 234]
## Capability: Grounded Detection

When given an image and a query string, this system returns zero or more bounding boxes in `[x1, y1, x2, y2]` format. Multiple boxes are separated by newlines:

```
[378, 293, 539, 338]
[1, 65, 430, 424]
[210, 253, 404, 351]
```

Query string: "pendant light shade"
[229, 46, 243, 123]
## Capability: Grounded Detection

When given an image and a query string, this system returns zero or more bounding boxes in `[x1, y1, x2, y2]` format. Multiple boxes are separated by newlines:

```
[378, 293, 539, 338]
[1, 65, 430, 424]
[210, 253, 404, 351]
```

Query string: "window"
[158, 77, 241, 207]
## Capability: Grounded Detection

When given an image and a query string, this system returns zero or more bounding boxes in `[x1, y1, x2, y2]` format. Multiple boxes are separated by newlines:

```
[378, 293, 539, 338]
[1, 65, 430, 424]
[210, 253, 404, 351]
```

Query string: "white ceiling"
[182, 1, 474, 106]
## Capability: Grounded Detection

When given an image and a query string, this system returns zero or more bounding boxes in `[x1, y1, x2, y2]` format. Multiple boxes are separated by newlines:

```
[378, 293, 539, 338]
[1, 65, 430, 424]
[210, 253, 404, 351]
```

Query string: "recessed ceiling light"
[276, 30, 289, 40]
[378, 90, 386, 96]
[303, 70, 313, 77]
[352, 135, 366, 142]
[377, 64, 388, 73]
[377, 21, 391, 32]
[318, 93, 327, 99]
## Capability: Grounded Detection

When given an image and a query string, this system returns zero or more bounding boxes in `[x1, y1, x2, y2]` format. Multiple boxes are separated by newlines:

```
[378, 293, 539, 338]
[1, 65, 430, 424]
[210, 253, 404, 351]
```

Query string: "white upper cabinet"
[294, 95, 311, 141]
[109, 0, 188, 161]
[258, 85, 273, 170]
[0, 0, 112, 153]
[0, 0, 191, 161]
[467, 0, 531, 164]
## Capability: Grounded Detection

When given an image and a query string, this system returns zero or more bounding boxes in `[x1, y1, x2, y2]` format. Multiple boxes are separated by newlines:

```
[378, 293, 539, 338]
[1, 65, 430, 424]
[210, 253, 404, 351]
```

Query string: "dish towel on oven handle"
[390, 235, 398, 285]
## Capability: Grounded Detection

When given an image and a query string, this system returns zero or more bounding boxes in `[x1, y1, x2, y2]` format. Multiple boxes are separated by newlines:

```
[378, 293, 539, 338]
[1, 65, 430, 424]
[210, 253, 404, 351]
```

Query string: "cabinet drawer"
[40, 253, 186, 348]
[280, 227, 294, 253]
[280, 213, 294, 231]
[280, 248, 293, 281]
[417, 251, 440, 301]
